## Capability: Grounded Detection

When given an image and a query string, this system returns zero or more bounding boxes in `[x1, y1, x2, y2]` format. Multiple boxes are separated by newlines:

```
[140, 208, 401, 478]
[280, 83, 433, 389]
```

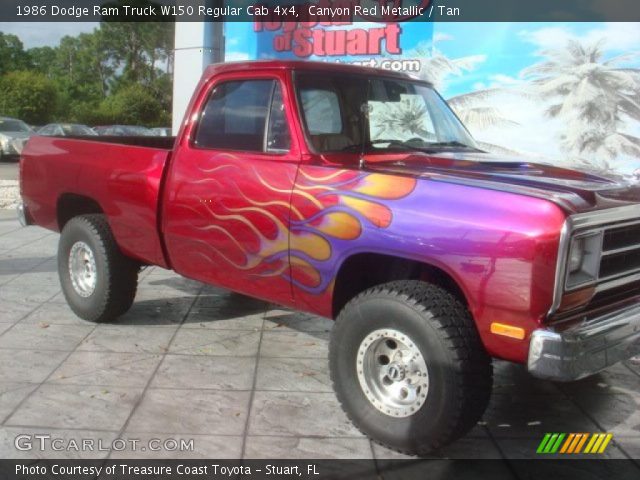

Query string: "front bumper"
[16, 202, 32, 227]
[528, 302, 640, 381]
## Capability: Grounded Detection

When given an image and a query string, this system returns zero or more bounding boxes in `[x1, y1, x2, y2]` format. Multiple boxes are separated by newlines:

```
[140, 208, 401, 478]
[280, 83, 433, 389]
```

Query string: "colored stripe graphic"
[559, 433, 575, 453]
[598, 434, 613, 453]
[537, 433, 552, 453]
[537, 433, 612, 454]
[537, 433, 565, 453]
[585, 433, 613, 454]
[550, 433, 565, 453]
[584, 433, 602, 453]
[543, 433, 559, 453]
[573, 433, 589, 453]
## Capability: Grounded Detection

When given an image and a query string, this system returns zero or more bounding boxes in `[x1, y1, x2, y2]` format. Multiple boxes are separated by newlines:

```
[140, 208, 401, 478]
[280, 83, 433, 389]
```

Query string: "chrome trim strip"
[570, 204, 640, 229]
[601, 243, 640, 256]
[596, 271, 640, 292]
[548, 220, 570, 317]
[598, 218, 640, 233]
[599, 267, 640, 283]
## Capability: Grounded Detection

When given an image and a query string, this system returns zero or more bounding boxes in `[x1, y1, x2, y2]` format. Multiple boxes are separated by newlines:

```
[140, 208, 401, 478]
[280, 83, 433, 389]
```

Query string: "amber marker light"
[490, 322, 526, 340]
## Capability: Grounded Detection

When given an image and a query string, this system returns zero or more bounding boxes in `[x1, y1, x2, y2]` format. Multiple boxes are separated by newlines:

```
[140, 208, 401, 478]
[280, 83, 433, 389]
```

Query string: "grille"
[590, 281, 640, 309]
[598, 221, 640, 285]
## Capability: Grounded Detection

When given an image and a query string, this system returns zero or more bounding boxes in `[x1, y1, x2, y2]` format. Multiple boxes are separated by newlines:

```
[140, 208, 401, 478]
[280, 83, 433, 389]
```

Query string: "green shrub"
[97, 84, 167, 127]
[0, 71, 58, 124]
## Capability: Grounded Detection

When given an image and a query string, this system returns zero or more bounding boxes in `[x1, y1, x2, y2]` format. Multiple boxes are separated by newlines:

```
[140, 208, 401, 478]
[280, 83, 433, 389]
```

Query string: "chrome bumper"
[16, 202, 30, 227]
[528, 303, 640, 381]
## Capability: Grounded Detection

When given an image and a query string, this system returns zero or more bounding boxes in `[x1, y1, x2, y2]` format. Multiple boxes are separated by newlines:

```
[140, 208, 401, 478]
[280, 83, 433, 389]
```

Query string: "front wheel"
[58, 214, 138, 322]
[329, 280, 493, 456]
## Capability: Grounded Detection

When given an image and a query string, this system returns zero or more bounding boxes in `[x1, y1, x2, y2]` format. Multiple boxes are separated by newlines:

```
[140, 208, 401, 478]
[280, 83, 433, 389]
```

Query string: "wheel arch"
[331, 251, 472, 319]
[57, 193, 105, 231]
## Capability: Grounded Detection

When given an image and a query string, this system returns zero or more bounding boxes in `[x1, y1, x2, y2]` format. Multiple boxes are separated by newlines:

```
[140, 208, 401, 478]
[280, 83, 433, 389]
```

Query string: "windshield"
[296, 72, 477, 154]
[0, 119, 30, 133]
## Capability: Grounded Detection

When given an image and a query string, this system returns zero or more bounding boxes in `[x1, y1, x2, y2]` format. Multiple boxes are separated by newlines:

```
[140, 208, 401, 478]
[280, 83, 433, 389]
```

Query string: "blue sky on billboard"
[226, 21, 640, 97]
[441, 22, 640, 96]
[226, 20, 639, 172]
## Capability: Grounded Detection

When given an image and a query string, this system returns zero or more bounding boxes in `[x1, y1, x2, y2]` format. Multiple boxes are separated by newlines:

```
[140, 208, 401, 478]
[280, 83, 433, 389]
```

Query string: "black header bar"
[3, 459, 640, 480]
[0, 0, 639, 22]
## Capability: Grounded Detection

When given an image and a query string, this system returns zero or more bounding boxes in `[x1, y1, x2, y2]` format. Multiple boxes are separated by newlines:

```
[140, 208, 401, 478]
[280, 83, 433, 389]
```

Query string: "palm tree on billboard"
[375, 36, 524, 155]
[416, 41, 518, 131]
[523, 39, 640, 172]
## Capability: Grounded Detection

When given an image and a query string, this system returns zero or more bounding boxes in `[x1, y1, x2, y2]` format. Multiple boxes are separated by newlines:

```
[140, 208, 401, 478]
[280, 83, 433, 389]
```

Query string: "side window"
[195, 79, 273, 151]
[266, 84, 291, 153]
[300, 89, 342, 134]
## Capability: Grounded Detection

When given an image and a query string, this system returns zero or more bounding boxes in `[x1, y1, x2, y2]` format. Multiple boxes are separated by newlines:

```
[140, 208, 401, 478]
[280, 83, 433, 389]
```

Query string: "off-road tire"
[329, 280, 493, 456]
[58, 214, 138, 322]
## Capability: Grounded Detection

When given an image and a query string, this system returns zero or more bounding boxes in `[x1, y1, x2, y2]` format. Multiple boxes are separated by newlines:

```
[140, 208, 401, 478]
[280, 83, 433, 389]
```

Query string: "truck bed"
[21, 135, 172, 267]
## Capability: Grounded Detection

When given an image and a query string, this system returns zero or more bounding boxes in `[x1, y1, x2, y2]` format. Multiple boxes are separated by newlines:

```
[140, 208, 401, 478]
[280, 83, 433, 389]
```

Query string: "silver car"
[150, 127, 172, 137]
[94, 125, 154, 136]
[38, 123, 98, 137]
[0, 117, 33, 162]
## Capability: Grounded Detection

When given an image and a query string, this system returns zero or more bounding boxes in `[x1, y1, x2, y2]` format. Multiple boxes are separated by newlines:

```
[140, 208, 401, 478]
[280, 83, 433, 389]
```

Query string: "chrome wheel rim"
[68, 241, 97, 297]
[357, 328, 429, 417]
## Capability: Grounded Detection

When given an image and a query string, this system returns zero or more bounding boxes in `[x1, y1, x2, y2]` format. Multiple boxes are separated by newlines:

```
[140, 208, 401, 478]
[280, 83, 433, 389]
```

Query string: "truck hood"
[364, 151, 640, 215]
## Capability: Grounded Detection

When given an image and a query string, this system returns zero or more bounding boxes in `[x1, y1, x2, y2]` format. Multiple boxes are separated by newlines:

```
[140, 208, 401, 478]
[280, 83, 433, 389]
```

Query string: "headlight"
[566, 232, 603, 289]
[12, 138, 25, 154]
[0, 136, 8, 152]
[568, 238, 585, 273]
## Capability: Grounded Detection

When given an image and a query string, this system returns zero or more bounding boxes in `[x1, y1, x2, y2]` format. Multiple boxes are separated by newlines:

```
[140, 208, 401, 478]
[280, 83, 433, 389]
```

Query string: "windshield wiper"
[422, 141, 483, 152]
[340, 140, 429, 153]
[340, 139, 483, 154]
[371, 139, 435, 152]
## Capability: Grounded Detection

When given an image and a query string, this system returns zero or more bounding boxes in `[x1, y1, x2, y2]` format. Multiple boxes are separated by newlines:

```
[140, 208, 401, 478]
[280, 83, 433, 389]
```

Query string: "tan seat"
[311, 134, 355, 152]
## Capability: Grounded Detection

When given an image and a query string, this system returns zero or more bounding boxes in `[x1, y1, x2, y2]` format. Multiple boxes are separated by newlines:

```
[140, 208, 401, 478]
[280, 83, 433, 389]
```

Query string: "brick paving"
[0, 210, 639, 463]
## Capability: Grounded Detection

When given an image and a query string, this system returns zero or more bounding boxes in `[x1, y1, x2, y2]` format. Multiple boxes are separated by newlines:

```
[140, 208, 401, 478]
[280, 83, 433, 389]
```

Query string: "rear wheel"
[329, 280, 493, 456]
[58, 214, 138, 322]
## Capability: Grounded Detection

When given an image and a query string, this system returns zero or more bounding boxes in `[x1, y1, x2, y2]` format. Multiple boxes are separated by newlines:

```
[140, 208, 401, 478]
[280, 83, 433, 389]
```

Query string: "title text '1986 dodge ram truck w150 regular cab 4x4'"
[18, 60, 640, 455]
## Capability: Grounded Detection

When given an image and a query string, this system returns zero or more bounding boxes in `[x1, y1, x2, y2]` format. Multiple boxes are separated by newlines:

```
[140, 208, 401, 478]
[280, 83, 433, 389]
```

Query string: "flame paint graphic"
[180, 156, 416, 296]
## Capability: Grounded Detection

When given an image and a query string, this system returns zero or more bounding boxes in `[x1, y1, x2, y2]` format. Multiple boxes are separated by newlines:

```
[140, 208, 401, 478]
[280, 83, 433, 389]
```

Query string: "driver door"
[162, 71, 301, 306]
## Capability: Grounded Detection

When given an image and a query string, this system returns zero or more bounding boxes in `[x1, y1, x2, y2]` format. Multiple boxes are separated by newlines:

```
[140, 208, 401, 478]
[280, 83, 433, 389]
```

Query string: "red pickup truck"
[19, 60, 640, 455]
